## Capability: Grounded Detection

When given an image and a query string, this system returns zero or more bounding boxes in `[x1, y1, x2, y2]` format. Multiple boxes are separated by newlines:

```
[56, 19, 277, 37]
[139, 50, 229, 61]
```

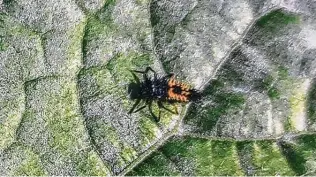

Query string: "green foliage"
[1, 0, 315, 176]
[207, 141, 243, 176]
[0, 35, 8, 51]
[138, 117, 159, 146]
[278, 66, 289, 80]
[17, 77, 111, 175]
[82, 14, 115, 61]
[132, 137, 244, 175]
[307, 81, 316, 125]
[149, 1, 161, 27]
[121, 146, 137, 163]
[257, 9, 300, 32]
[268, 87, 281, 99]
[297, 134, 316, 152]
[106, 52, 153, 81]
[185, 80, 245, 131]
[280, 135, 316, 175]
[284, 116, 294, 131]
[259, 75, 280, 100]
[161, 137, 197, 157]
[253, 141, 295, 175]
[2, 143, 47, 176]
[76, 151, 110, 176]
[132, 137, 245, 176]
[127, 152, 181, 176]
[246, 9, 300, 45]
[67, 19, 86, 73]
[130, 136, 316, 176]
[279, 141, 306, 175]
[258, 66, 291, 100]
[135, 0, 149, 5]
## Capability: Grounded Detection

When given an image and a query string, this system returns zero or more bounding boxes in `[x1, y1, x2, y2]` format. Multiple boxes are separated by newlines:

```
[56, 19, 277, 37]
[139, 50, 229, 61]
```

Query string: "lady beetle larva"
[128, 67, 201, 122]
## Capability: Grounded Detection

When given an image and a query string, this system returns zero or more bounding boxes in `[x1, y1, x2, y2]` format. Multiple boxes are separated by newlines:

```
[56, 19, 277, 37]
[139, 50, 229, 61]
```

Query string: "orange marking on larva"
[177, 82, 189, 90]
[168, 77, 176, 87]
[183, 88, 189, 92]
[168, 88, 176, 99]
[174, 94, 179, 100]
[182, 85, 189, 91]
[181, 91, 190, 96]
[167, 76, 195, 102]
[178, 95, 182, 101]
[168, 89, 190, 102]
[180, 95, 188, 102]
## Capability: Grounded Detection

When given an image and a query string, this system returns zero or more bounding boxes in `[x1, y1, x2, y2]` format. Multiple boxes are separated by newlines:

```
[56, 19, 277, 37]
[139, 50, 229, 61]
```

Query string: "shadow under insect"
[127, 67, 201, 122]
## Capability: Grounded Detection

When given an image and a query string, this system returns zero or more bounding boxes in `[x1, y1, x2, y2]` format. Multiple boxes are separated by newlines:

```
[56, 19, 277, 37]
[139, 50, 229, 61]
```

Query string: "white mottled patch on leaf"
[290, 78, 311, 131]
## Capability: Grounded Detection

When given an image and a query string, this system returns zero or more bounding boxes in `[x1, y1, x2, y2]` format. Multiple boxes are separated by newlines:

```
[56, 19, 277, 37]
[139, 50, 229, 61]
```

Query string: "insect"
[127, 67, 201, 122]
